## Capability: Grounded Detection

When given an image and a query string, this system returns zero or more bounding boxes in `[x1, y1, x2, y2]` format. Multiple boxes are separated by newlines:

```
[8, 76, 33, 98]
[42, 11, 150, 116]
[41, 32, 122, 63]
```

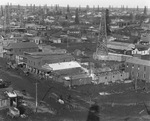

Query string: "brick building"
[125, 57, 150, 82]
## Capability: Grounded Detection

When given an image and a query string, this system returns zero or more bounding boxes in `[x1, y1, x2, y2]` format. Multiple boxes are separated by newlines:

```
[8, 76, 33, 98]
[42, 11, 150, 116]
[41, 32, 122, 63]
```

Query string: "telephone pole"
[35, 81, 38, 113]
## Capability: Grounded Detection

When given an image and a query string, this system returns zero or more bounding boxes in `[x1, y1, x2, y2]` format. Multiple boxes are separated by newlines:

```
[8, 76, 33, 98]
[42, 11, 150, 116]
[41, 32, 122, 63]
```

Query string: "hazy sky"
[1, 0, 149, 8]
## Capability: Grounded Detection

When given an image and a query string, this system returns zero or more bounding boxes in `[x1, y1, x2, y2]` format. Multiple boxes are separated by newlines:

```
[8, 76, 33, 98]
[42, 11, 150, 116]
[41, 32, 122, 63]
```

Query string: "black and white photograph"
[0, 0, 149, 120]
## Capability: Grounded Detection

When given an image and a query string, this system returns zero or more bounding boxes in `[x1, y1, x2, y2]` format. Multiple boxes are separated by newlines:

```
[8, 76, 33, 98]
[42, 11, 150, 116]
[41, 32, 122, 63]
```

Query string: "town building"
[0, 90, 10, 110]
[96, 71, 129, 84]
[0, 87, 18, 110]
[3, 42, 39, 61]
[132, 44, 150, 56]
[18, 52, 75, 75]
[107, 41, 135, 53]
[140, 34, 150, 45]
[125, 57, 150, 82]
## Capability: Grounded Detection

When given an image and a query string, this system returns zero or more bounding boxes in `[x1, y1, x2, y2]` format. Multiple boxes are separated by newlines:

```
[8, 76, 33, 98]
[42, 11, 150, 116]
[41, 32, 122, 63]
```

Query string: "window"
[138, 65, 140, 70]
[144, 66, 146, 71]
[137, 73, 139, 77]
[143, 73, 146, 79]
[131, 71, 134, 76]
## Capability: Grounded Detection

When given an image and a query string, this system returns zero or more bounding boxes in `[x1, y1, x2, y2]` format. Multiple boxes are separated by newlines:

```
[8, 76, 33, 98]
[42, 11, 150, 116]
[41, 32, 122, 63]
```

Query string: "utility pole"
[35, 81, 38, 113]
[134, 78, 137, 91]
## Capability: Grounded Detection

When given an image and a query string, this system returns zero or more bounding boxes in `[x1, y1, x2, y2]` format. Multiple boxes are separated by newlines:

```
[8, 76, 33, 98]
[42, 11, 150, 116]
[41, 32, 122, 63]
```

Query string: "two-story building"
[19, 52, 75, 74]
[3, 42, 39, 61]
[125, 57, 150, 83]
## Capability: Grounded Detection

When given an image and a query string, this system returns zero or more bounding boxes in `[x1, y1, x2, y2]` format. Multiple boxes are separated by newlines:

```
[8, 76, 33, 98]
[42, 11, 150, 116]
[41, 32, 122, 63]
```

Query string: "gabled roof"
[5, 42, 38, 49]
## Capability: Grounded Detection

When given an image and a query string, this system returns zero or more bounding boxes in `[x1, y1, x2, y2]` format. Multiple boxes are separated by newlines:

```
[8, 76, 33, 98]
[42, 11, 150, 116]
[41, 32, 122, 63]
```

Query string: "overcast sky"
[1, 0, 149, 8]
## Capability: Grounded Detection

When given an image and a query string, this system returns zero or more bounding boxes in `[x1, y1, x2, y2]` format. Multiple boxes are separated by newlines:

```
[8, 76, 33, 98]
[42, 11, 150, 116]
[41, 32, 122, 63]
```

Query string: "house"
[125, 57, 150, 82]
[140, 34, 150, 44]
[132, 48, 150, 56]
[3, 42, 39, 61]
[0, 87, 18, 110]
[50, 38, 61, 43]
[0, 39, 17, 57]
[141, 23, 150, 30]
[31, 37, 43, 45]
[132, 44, 150, 56]
[0, 89, 10, 110]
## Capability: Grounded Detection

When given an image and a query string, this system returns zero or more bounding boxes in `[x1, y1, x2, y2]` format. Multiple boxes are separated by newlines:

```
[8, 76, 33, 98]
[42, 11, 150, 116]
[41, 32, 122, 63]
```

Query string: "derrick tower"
[95, 9, 108, 58]
[4, 4, 10, 30]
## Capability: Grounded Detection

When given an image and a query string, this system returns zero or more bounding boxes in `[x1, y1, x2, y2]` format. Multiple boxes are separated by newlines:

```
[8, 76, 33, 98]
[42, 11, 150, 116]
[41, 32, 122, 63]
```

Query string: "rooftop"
[4, 42, 38, 49]
[42, 61, 81, 71]
[126, 57, 150, 66]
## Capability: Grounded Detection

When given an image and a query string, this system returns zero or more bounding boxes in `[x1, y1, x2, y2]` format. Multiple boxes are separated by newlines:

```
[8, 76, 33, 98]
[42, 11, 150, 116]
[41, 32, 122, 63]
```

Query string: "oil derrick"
[144, 6, 147, 15]
[95, 9, 108, 57]
[30, 4, 33, 12]
[17, 4, 20, 14]
[97, 5, 100, 12]
[67, 5, 70, 13]
[78, 5, 81, 12]
[33, 4, 36, 13]
[0, 6, 4, 17]
[4, 4, 10, 30]
[137, 6, 139, 11]
[86, 5, 89, 12]
[75, 8, 79, 24]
